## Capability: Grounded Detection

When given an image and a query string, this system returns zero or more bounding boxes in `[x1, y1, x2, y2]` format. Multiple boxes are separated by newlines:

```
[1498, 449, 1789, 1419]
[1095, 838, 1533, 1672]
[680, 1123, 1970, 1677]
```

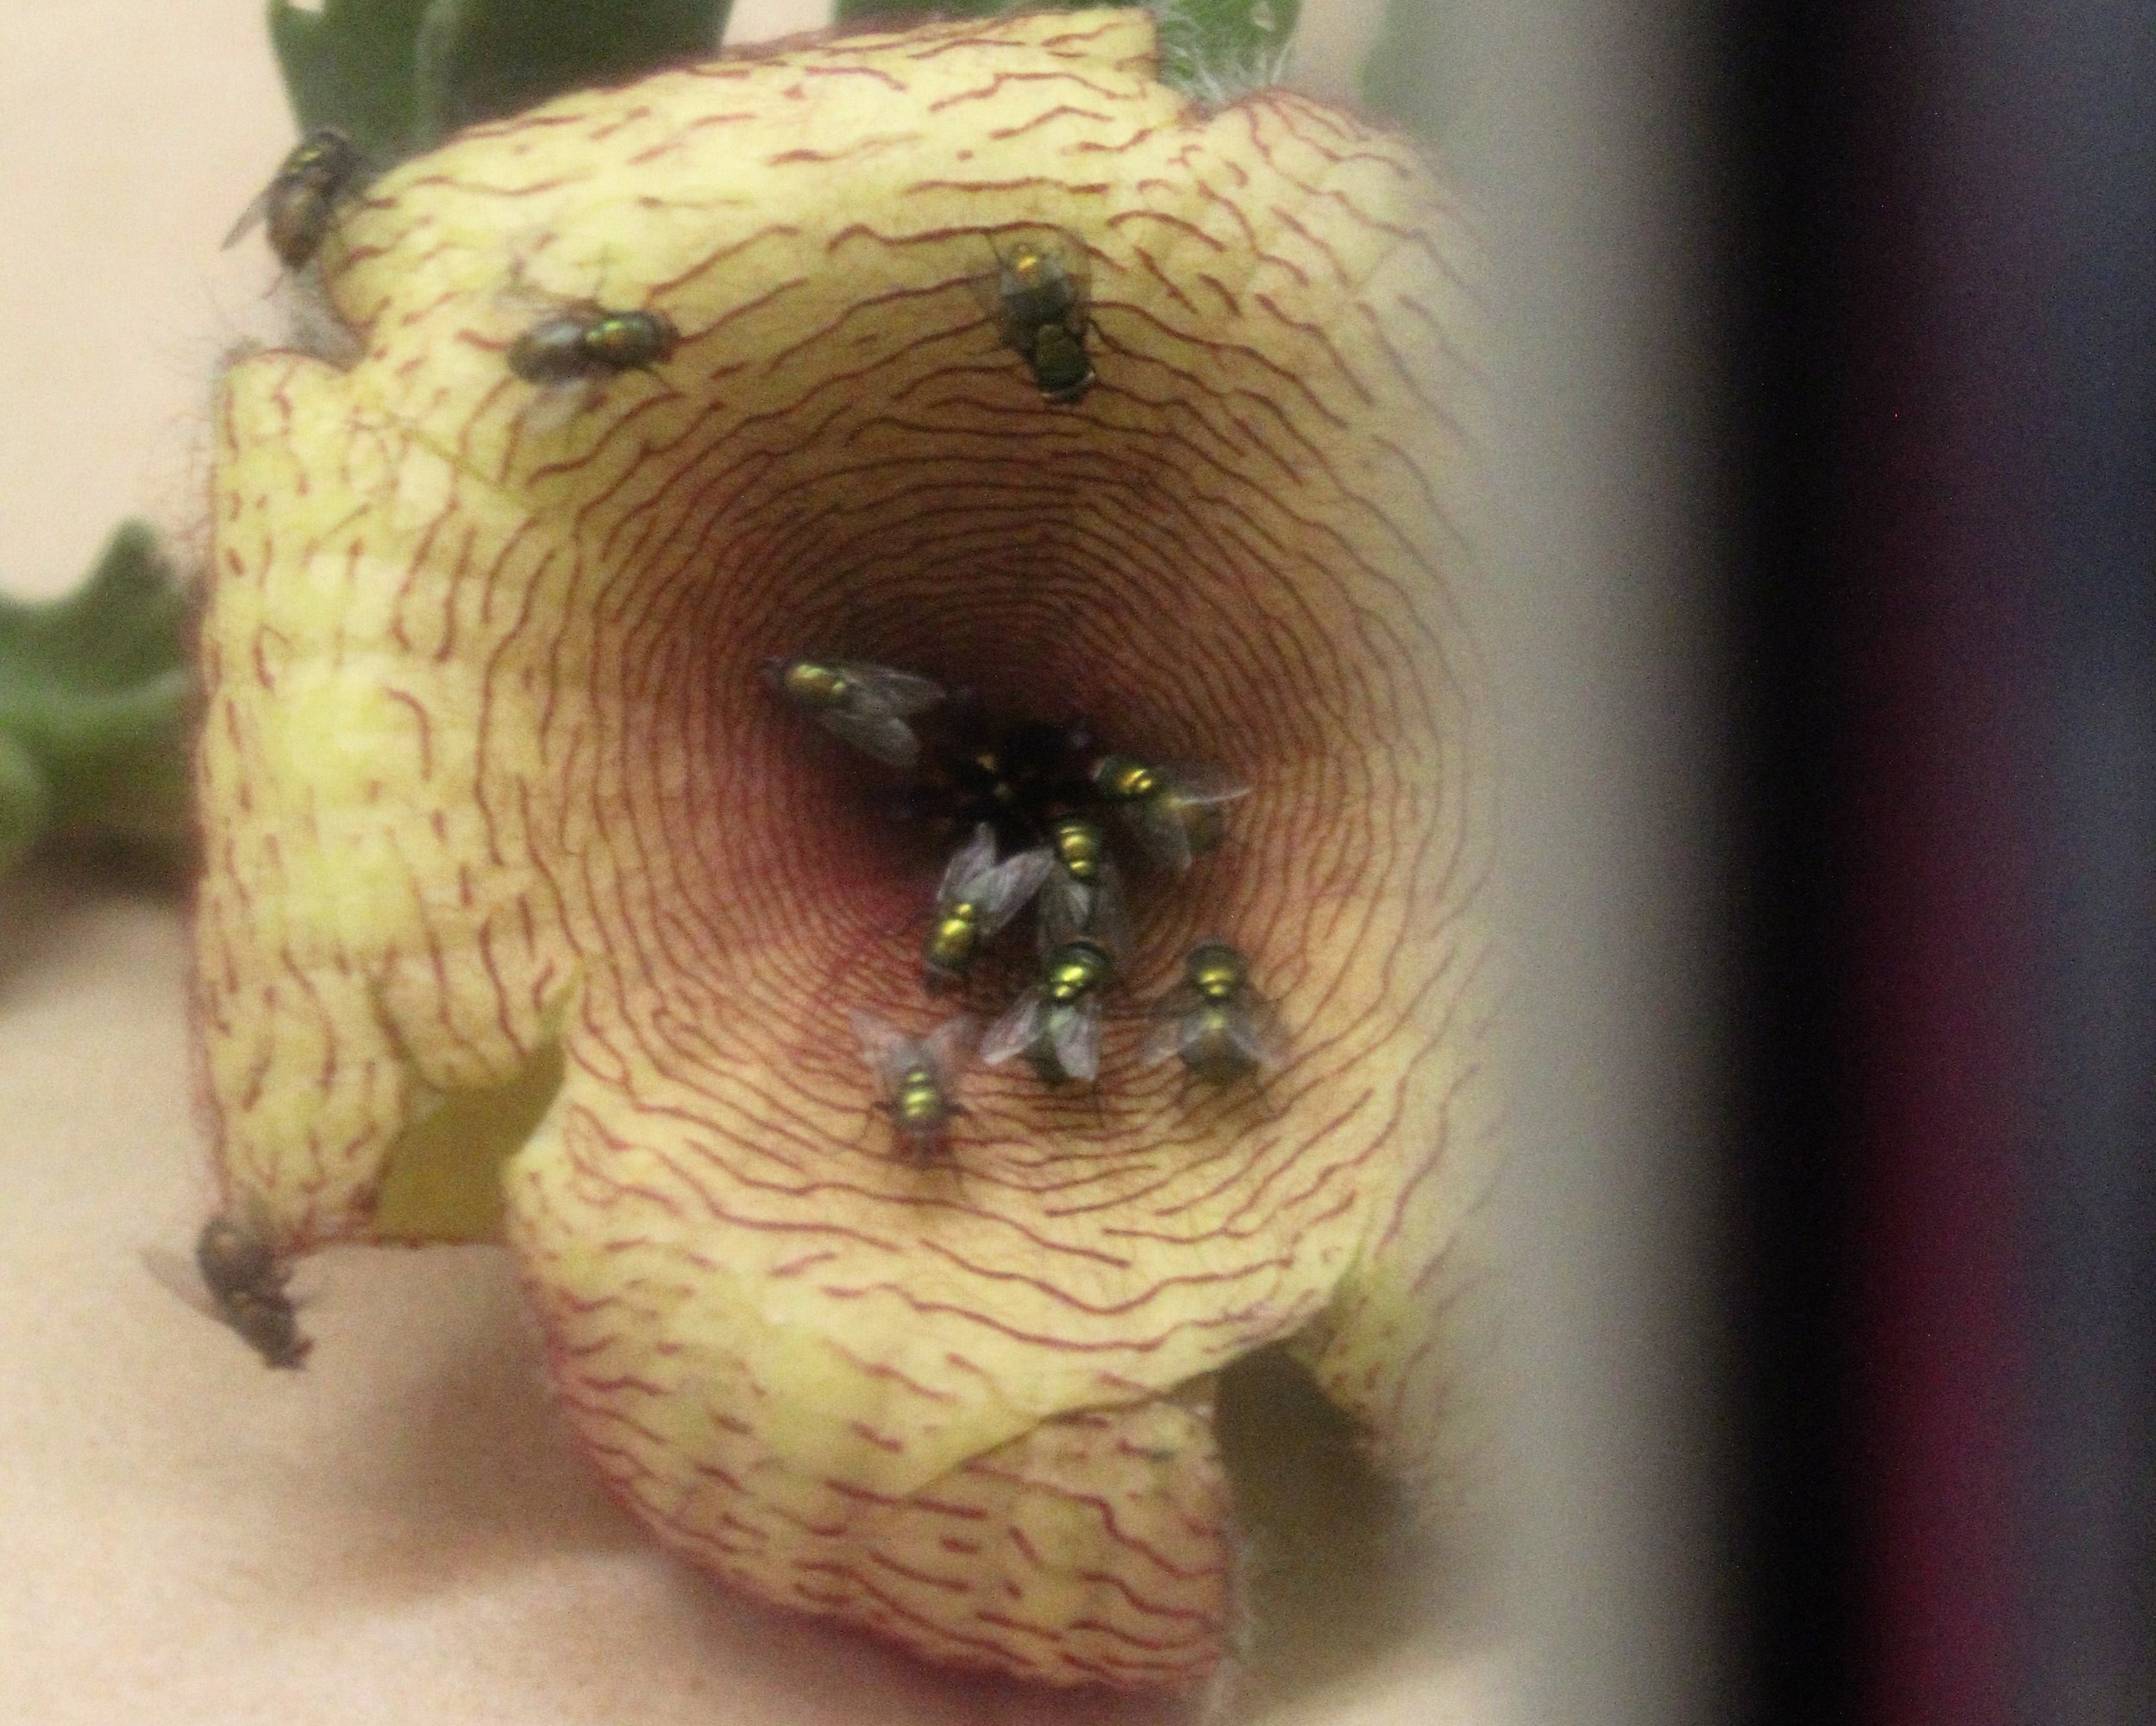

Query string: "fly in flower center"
[764, 655, 1283, 1161]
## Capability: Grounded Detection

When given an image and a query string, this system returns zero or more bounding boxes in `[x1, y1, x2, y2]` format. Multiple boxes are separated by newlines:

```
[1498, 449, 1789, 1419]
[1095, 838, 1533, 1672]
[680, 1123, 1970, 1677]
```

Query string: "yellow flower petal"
[197, 7, 1495, 1687]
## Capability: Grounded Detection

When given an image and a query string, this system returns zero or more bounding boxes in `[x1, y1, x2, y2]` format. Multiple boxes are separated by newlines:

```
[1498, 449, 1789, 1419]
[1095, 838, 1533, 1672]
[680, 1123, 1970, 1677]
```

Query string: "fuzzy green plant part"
[0, 524, 192, 881]
[833, 0, 1300, 100]
[269, 0, 736, 166]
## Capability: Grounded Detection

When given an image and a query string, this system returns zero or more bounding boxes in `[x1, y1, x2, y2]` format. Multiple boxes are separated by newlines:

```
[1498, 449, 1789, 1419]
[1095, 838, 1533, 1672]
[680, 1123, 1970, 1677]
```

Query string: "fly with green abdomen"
[1037, 813, 1133, 963]
[225, 127, 366, 271]
[1141, 938, 1282, 1086]
[508, 304, 678, 386]
[851, 1012, 975, 1161]
[981, 936, 1115, 1086]
[761, 656, 947, 769]
[974, 227, 1094, 405]
[921, 823, 1052, 994]
[1090, 754, 1250, 874]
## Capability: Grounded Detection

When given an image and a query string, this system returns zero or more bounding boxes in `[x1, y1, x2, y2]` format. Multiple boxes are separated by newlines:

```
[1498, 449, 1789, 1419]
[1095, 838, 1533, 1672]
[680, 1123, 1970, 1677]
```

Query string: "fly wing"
[1037, 860, 1132, 960]
[921, 1014, 979, 1085]
[849, 1011, 918, 1100]
[221, 183, 275, 250]
[1002, 224, 1093, 317]
[972, 847, 1053, 933]
[1049, 1001, 1102, 1083]
[1037, 869, 1085, 951]
[521, 376, 604, 434]
[142, 1246, 221, 1322]
[1127, 799, 1194, 875]
[1138, 1000, 1195, 1069]
[1131, 764, 1251, 873]
[834, 662, 945, 719]
[1087, 858, 1135, 963]
[979, 991, 1046, 1067]
[1234, 996, 1287, 1070]
[936, 823, 1000, 910]
[965, 242, 1011, 329]
[1163, 761, 1250, 804]
[821, 707, 921, 769]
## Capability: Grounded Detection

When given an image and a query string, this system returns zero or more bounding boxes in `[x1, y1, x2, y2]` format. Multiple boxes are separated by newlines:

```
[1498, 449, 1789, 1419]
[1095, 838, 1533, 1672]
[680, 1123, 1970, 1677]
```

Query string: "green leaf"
[836, 0, 1011, 19]
[834, 0, 1298, 100]
[268, 0, 434, 164]
[0, 523, 194, 877]
[268, 0, 736, 166]
[414, 0, 736, 143]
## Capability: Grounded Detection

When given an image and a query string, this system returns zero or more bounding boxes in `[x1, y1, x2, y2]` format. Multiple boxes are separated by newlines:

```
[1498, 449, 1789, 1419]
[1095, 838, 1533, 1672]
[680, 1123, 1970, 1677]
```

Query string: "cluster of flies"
[183, 129, 1244, 1364]
[226, 126, 1096, 405]
[766, 657, 1284, 1163]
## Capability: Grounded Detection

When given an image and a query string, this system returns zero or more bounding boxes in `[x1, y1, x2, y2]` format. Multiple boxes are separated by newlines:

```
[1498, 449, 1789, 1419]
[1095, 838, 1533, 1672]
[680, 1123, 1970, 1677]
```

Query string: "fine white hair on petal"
[1144, 0, 1295, 108]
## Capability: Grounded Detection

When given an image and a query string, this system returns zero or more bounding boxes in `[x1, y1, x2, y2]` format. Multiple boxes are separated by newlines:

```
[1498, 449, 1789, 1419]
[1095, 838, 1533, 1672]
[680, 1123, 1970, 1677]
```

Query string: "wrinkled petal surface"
[196, 8, 1495, 1688]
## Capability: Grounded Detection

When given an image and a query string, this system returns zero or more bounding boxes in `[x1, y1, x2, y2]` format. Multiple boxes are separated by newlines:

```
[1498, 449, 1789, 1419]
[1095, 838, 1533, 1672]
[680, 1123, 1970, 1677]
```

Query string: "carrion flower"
[195, 6, 1496, 1690]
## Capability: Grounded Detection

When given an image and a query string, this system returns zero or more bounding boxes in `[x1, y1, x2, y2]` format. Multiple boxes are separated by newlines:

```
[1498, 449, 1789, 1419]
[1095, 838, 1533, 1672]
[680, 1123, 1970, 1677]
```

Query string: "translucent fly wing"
[970, 227, 1091, 345]
[820, 706, 922, 769]
[936, 823, 1000, 909]
[1138, 995, 1200, 1068]
[980, 991, 1047, 1068]
[1048, 1001, 1102, 1084]
[1037, 869, 1085, 952]
[1000, 225, 1093, 321]
[1161, 762, 1250, 806]
[1124, 798, 1194, 875]
[832, 662, 945, 719]
[971, 848, 1053, 933]
[1086, 859, 1135, 963]
[143, 1246, 222, 1322]
[222, 184, 275, 251]
[849, 1011, 921, 1098]
[491, 275, 570, 321]
[1235, 996, 1288, 1070]
[1130, 763, 1251, 873]
[1038, 859, 1134, 962]
[921, 1014, 979, 1086]
[520, 376, 605, 434]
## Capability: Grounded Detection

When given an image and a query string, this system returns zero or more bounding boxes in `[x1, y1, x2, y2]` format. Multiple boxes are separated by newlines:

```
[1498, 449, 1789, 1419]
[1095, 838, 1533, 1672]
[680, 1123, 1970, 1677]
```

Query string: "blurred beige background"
[0, 6, 1497, 1726]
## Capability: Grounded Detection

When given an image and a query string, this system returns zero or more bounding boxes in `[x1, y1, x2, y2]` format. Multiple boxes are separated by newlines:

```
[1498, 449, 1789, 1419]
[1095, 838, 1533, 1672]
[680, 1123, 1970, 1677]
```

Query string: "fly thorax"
[1050, 819, 1102, 879]
[1187, 944, 1246, 999]
[1094, 756, 1156, 801]
[1044, 939, 1109, 1001]
[781, 662, 847, 708]
[925, 910, 979, 970]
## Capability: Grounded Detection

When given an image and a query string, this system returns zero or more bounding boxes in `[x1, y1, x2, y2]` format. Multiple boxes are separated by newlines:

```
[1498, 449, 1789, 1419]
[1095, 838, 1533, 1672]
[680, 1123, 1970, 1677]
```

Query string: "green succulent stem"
[0, 523, 194, 879]
[270, 0, 736, 166]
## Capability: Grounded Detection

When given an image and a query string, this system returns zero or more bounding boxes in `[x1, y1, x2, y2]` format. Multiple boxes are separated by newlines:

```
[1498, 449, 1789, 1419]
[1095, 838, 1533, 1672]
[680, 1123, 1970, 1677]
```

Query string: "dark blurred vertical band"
[1737, 0, 2156, 1721]
[1839, 2, 2156, 1722]
[1481, 0, 2156, 1714]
